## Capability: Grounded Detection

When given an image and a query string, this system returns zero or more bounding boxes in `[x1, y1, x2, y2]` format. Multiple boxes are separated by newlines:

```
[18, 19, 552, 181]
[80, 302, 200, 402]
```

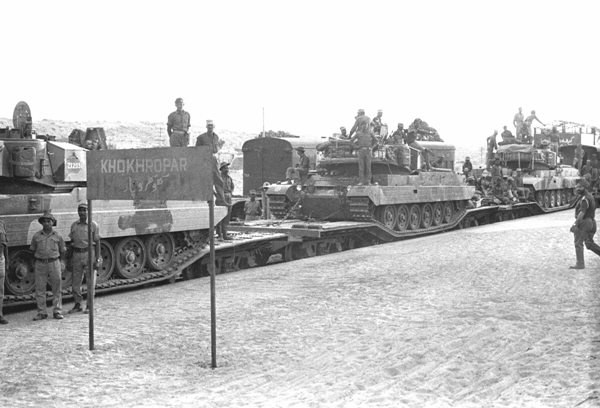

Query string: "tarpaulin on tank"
[496, 144, 534, 154]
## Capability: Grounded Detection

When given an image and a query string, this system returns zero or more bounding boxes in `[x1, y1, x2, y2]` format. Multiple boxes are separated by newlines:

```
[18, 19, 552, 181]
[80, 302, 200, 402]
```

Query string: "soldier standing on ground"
[0, 221, 8, 324]
[349, 109, 376, 185]
[217, 162, 234, 240]
[570, 179, 600, 269]
[167, 98, 191, 147]
[244, 190, 262, 221]
[67, 204, 101, 314]
[196, 120, 227, 205]
[513, 107, 524, 141]
[30, 211, 66, 321]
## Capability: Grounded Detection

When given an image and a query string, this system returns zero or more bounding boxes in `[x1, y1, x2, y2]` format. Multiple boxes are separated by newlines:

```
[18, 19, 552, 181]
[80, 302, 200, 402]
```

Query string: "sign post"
[86, 147, 215, 358]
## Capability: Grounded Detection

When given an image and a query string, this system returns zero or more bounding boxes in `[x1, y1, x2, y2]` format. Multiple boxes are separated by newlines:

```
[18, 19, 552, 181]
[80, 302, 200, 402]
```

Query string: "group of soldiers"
[0, 204, 101, 323]
[465, 157, 527, 207]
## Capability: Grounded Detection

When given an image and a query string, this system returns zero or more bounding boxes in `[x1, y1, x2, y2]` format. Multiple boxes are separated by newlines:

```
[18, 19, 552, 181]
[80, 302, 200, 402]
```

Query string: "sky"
[2, 0, 599, 146]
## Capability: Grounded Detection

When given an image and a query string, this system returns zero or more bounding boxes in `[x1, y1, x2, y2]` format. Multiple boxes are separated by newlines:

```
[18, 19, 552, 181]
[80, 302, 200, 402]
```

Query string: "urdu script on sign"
[100, 158, 188, 174]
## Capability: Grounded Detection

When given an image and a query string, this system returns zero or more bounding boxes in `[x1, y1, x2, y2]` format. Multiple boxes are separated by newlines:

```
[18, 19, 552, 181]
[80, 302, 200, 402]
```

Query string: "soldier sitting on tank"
[386, 123, 406, 145]
[490, 157, 503, 185]
[499, 126, 516, 145]
[285, 164, 301, 184]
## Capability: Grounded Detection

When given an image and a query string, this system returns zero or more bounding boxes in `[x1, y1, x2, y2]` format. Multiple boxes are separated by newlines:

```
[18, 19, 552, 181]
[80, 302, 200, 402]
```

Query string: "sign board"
[87, 147, 214, 201]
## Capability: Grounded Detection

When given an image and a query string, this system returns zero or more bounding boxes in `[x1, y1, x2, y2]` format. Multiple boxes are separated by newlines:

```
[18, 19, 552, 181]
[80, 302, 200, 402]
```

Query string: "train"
[2, 106, 587, 310]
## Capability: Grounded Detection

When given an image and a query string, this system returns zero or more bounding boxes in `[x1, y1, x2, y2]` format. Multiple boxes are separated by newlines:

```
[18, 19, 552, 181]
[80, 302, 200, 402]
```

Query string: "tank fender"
[346, 185, 475, 206]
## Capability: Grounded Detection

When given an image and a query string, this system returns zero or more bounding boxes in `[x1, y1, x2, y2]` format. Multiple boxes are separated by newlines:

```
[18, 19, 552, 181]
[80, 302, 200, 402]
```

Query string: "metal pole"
[209, 199, 217, 368]
[87, 199, 95, 351]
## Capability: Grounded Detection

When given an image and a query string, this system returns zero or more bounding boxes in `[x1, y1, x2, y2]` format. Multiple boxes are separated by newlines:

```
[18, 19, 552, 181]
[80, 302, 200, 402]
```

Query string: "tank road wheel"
[543, 191, 551, 208]
[6, 249, 36, 296]
[144, 233, 176, 271]
[408, 204, 421, 230]
[442, 202, 454, 224]
[559, 190, 567, 207]
[550, 190, 557, 208]
[535, 191, 544, 206]
[114, 237, 146, 279]
[432, 203, 443, 226]
[96, 240, 115, 283]
[377, 205, 397, 230]
[396, 205, 409, 231]
[420, 203, 433, 229]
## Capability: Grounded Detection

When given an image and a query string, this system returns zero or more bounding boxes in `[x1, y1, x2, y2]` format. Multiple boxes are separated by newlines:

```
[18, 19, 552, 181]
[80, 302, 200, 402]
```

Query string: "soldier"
[296, 147, 310, 181]
[486, 131, 498, 169]
[244, 190, 262, 221]
[196, 120, 227, 205]
[67, 203, 101, 314]
[581, 159, 593, 178]
[371, 109, 383, 136]
[523, 110, 545, 143]
[217, 162, 234, 240]
[462, 156, 473, 178]
[500, 125, 516, 144]
[349, 109, 376, 185]
[513, 107, 524, 141]
[30, 210, 66, 321]
[388, 123, 406, 144]
[167, 97, 191, 147]
[0, 220, 8, 324]
[570, 179, 600, 269]
[339, 127, 349, 139]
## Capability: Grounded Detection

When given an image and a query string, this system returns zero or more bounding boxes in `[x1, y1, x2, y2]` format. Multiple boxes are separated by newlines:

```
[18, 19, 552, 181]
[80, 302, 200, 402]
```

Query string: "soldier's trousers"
[35, 259, 62, 315]
[71, 251, 92, 308]
[0, 255, 5, 317]
[573, 218, 600, 266]
[217, 193, 232, 238]
[169, 132, 189, 147]
[357, 147, 372, 185]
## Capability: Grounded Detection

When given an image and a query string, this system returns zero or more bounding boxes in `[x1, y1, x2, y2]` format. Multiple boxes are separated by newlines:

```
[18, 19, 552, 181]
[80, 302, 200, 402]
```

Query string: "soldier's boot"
[569, 247, 585, 269]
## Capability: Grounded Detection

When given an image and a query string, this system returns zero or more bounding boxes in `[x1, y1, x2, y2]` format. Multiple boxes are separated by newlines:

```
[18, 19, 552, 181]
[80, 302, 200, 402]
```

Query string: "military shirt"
[30, 230, 66, 259]
[69, 220, 100, 249]
[298, 154, 310, 172]
[196, 132, 220, 154]
[349, 114, 372, 147]
[222, 173, 234, 194]
[167, 110, 191, 133]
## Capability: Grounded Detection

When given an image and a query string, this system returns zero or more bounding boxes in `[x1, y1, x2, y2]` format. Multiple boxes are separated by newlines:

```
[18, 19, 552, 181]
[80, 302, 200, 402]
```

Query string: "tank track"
[348, 198, 468, 239]
[268, 196, 291, 219]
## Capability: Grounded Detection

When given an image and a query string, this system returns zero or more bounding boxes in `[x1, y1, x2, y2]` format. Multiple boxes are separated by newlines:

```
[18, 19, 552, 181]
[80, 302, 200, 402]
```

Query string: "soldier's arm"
[29, 233, 37, 253]
[348, 120, 359, 138]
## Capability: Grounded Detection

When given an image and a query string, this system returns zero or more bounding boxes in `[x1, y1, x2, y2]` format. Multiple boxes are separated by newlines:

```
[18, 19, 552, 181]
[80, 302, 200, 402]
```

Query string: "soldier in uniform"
[339, 127, 349, 139]
[513, 107, 524, 141]
[67, 203, 101, 314]
[371, 110, 384, 136]
[217, 162, 234, 240]
[244, 190, 262, 221]
[490, 156, 503, 186]
[296, 147, 310, 181]
[196, 120, 227, 205]
[388, 123, 406, 144]
[486, 131, 498, 169]
[0, 220, 8, 324]
[500, 125, 516, 145]
[523, 110, 545, 143]
[30, 210, 66, 321]
[349, 109, 376, 185]
[570, 179, 600, 269]
[462, 156, 473, 178]
[167, 97, 191, 147]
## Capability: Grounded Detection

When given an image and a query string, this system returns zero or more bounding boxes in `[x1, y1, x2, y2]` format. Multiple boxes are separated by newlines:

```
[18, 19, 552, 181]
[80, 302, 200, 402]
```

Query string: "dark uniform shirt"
[576, 192, 596, 222]
[69, 220, 100, 249]
[30, 230, 66, 259]
[298, 154, 310, 172]
[167, 110, 191, 133]
[349, 115, 374, 147]
[196, 132, 220, 154]
[222, 173, 234, 195]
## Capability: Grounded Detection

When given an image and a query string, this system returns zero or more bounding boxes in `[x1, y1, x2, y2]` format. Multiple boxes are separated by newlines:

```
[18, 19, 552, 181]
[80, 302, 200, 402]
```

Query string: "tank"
[495, 142, 579, 209]
[0, 102, 227, 296]
[266, 138, 475, 232]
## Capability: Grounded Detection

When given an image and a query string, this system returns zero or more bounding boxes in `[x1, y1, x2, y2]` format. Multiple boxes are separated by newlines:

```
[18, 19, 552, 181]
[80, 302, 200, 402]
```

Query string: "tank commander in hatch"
[196, 120, 227, 205]
[167, 97, 191, 147]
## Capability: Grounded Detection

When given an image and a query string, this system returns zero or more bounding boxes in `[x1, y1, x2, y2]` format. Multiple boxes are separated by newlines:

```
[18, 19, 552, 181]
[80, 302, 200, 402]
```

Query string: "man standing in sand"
[167, 97, 191, 147]
[570, 179, 600, 269]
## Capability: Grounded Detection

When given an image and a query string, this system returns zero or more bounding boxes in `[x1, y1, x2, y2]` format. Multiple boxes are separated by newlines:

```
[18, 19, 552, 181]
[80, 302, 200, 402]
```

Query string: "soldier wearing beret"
[570, 179, 600, 269]
[167, 97, 191, 147]
[67, 203, 101, 314]
[30, 210, 66, 320]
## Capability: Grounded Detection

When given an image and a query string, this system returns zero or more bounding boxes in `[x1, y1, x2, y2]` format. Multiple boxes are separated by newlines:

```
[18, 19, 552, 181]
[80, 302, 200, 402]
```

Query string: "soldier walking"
[0, 220, 8, 324]
[570, 179, 600, 269]
[167, 97, 191, 147]
[67, 203, 101, 314]
[30, 211, 66, 320]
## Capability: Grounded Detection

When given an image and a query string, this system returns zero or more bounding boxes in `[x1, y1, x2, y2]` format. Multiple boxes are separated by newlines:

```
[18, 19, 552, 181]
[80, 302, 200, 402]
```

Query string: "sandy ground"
[1, 210, 599, 408]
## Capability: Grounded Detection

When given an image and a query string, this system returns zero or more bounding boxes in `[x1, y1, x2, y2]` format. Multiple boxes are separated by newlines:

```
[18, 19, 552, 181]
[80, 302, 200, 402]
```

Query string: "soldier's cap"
[295, 146, 305, 152]
[398, 123, 404, 127]
[38, 210, 57, 226]
[77, 203, 88, 210]
[219, 162, 230, 170]
[577, 179, 591, 190]
[357, 109, 365, 114]
[465, 156, 470, 160]
[377, 109, 383, 114]
[206, 120, 214, 126]
[175, 97, 183, 104]
[340, 126, 346, 131]
[249, 189, 257, 195]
